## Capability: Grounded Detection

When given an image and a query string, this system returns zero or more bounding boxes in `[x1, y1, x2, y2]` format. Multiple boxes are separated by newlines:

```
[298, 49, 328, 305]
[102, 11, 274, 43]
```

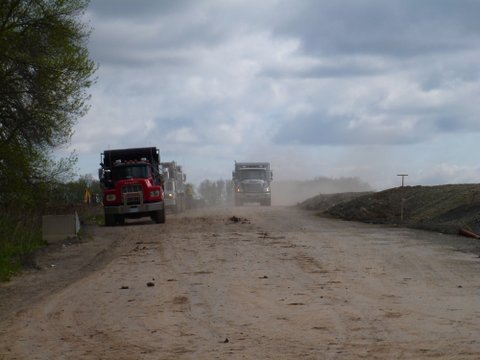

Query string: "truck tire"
[151, 209, 166, 224]
[261, 199, 271, 206]
[105, 214, 116, 226]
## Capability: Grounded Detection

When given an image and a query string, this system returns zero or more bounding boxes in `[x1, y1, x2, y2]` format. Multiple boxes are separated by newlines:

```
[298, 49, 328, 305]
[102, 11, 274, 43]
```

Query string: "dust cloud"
[271, 177, 371, 206]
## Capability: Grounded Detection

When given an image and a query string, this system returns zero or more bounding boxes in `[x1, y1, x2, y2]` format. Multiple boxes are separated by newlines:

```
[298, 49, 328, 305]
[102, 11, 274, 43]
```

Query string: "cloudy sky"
[69, 0, 480, 189]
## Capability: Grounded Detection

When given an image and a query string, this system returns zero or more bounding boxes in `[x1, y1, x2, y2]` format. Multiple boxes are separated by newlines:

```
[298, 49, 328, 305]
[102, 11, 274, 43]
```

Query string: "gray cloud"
[88, 0, 195, 19]
[72, 0, 480, 186]
[272, 0, 480, 58]
[261, 60, 387, 79]
[273, 112, 427, 146]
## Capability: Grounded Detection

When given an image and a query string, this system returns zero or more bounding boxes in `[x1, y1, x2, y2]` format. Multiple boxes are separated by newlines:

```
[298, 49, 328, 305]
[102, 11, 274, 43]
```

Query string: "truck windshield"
[112, 164, 151, 180]
[237, 169, 266, 180]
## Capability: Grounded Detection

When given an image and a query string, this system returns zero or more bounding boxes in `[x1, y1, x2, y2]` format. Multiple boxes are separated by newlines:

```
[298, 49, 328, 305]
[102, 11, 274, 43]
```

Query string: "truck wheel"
[117, 215, 125, 225]
[235, 199, 242, 206]
[105, 214, 116, 226]
[152, 209, 166, 224]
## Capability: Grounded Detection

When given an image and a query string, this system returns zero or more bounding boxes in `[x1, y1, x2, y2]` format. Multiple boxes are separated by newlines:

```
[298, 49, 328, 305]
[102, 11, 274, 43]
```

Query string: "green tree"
[0, 0, 96, 206]
[198, 179, 226, 206]
[0, 0, 96, 280]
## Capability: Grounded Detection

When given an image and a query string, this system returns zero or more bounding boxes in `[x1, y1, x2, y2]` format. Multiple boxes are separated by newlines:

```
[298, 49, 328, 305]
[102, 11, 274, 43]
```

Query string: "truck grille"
[242, 183, 264, 193]
[122, 184, 143, 205]
[122, 184, 142, 193]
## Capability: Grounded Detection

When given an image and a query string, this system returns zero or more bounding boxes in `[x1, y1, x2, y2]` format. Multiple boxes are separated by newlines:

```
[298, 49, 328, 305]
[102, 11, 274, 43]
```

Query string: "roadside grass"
[78, 205, 104, 226]
[0, 205, 104, 282]
[0, 215, 45, 282]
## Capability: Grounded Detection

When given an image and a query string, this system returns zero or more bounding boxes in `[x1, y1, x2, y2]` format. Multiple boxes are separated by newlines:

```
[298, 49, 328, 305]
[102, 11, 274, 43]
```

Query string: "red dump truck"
[98, 147, 166, 226]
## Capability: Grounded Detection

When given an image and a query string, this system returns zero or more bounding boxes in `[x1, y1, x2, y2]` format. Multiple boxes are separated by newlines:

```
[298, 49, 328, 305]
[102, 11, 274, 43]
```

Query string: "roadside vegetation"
[0, 0, 96, 281]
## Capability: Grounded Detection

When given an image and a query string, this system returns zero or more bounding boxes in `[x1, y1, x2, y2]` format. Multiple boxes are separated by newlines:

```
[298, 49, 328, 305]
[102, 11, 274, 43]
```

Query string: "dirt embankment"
[299, 184, 480, 236]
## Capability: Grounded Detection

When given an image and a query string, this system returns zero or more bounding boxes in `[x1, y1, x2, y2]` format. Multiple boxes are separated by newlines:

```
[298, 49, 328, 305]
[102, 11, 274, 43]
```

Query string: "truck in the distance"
[161, 161, 187, 213]
[232, 161, 273, 206]
[98, 147, 166, 226]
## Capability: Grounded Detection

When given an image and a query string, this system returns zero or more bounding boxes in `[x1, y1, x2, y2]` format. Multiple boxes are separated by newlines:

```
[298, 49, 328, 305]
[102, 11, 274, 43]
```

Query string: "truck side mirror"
[232, 171, 235, 178]
[270, 171, 273, 180]
[98, 168, 104, 181]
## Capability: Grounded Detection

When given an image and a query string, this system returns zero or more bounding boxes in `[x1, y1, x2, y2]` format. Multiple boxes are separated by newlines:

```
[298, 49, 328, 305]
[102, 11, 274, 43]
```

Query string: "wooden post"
[397, 174, 408, 187]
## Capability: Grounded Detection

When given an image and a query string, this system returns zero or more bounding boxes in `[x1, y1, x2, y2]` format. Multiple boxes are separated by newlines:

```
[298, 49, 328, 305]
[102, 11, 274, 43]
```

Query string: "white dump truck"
[232, 161, 272, 206]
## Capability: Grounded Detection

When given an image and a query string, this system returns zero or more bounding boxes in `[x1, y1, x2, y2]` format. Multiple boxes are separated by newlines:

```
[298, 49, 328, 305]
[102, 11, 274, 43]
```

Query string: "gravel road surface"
[1, 206, 479, 359]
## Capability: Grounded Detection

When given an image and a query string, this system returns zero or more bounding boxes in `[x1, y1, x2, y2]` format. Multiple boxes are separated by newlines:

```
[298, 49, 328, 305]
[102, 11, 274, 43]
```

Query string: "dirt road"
[1, 206, 480, 359]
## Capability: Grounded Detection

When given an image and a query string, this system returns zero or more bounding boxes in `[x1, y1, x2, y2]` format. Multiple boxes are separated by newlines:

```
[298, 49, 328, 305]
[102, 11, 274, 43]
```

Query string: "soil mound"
[298, 192, 372, 211]
[299, 184, 480, 235]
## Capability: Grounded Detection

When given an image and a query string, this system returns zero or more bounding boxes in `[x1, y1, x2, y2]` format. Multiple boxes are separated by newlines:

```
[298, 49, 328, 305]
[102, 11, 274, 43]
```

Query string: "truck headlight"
[106, 194, 116, 202]
[236, 187, 242, 193]
[265, 186, 270, 192]
[151, 190, 160, 197]
[167, 193, 174, 198]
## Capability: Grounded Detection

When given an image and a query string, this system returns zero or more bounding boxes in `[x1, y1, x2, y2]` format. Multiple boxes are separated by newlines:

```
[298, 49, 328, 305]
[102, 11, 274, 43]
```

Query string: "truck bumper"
[104, 201, 164, 215]
[235, 193, 271, 202]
